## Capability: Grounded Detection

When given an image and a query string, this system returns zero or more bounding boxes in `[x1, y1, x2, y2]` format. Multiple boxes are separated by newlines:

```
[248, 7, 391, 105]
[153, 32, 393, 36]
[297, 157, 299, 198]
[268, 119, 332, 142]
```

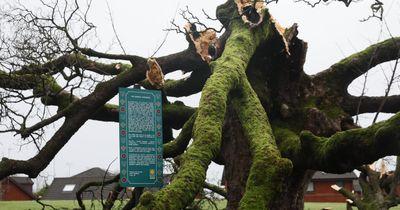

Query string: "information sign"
[119, 88, 163, 187]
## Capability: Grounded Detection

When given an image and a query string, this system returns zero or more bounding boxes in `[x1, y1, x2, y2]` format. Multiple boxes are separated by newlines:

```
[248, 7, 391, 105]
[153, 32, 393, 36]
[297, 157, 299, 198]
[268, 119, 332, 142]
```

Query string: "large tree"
[0, 0, 399, 209]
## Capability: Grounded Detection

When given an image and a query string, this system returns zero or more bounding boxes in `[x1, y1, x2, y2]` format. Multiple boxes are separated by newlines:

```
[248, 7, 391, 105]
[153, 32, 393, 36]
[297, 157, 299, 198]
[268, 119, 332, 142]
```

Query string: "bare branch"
[35, 198, 57, 210]
[331, 184, 360, 205]
[372, 57, 399, 122]
[101, 158, 117, 208]
[0, 59, 148, 180]
[76, 173, 120, 210]
[105, 0, 127, 55]
[342, 94, 400, 115]
[361, 0, 384, 22]
[204, 182, 227, 198]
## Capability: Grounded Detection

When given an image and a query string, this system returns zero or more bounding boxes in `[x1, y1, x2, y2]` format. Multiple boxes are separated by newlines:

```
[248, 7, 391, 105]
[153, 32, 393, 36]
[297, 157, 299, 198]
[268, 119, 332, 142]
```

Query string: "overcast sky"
[0, 0, 399, 191]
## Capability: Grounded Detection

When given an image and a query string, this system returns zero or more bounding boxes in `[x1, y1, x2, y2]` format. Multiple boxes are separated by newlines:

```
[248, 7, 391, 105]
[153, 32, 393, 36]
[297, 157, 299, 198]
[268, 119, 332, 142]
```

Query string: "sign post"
[119, 88, 163, 187]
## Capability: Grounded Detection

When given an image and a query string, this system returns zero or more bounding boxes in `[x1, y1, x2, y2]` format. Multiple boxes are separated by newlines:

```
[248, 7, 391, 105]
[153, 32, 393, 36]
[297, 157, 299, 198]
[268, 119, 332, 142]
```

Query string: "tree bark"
[221, 106, 252, 210]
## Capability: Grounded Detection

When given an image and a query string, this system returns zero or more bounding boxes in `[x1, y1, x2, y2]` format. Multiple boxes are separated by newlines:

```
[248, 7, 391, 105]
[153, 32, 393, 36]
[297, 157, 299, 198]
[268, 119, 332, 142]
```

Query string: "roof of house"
[1, 176, 35, 199]
[10, 177, 34, 185]
[42, 168, 117, 200]
[312, 171, 358, 180]
[72, 167, 115, 178]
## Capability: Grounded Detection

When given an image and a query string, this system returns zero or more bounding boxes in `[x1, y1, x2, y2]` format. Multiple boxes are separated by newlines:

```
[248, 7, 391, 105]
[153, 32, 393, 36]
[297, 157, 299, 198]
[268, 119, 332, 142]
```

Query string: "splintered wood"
[331, 184, 341, 191]
[235, 0, 290, 55]
[146, 58, 165, 89]
[235, 0, 265, 28]
[184, 23, 218, 63]
[270, 17, 290, 55]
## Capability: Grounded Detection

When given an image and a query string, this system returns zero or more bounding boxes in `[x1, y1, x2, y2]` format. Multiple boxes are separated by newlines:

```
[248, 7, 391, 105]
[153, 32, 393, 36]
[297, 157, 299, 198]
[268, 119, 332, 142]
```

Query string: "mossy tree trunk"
[211, 1, 400, 209]
[1, 0, 400, 209]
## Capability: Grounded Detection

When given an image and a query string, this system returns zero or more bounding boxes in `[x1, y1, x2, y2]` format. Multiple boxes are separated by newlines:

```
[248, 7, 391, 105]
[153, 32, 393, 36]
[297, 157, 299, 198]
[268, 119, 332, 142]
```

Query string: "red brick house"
[304, 171, 361, 202]
[0, 176, 35, 201]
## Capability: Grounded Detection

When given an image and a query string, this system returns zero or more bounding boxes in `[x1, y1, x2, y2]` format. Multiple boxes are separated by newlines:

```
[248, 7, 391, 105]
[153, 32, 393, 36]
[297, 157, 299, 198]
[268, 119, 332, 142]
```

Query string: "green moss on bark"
[134, 4, 300, 209]
[163, 112, 196, 158]
[315, 37, 400, 93]
[300, 112, 400, 172]
[273, 126, 301, 159]
[233, 80, 292, 210]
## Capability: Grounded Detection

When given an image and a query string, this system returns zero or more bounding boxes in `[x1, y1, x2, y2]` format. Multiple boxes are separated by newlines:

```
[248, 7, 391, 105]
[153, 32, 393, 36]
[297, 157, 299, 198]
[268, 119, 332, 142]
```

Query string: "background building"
[0, 176, 34, 201]
[304, 171, 361, 202]
[43, 167, 117, 200]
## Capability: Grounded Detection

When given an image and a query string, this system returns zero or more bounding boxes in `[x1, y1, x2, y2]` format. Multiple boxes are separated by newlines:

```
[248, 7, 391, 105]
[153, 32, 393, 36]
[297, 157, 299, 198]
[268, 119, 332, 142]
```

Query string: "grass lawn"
[0, 200, 127, 210]
[305, 202, 400, 210]
[305, 202, 349, 210]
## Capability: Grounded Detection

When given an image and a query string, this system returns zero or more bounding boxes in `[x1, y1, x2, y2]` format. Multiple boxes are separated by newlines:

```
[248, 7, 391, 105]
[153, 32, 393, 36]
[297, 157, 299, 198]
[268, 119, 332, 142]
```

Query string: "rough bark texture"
[221, 106, 252, 210]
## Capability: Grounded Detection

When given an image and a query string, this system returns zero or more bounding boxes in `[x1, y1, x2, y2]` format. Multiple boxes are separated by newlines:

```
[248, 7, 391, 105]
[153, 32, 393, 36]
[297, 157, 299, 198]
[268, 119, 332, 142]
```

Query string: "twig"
[150, 3, 180, 58]
[105, 0, 126, 55]
[361, 0, 384, 22]
[355, 25, 384, 124]
[372, 21, 400, 123]
[101, 157, 117, 207]
[202, 9, 218, 21]
[76, 173, 120, 210]
[293, 0, 324, 8]
[35, 198, 58, 210]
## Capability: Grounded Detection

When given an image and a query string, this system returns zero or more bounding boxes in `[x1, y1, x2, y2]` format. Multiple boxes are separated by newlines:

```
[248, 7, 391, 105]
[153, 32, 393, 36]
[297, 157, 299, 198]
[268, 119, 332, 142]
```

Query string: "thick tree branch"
[75, 47, 145, 65]
[79, 46, 207, 77]
[156, 49, 209, 75]
[163, 112, 196, 158]
[331, 184, 360, 206]
[19, 100, 76, 138]
[13, 53, 130, 76]
[90, 102, 195, 129]
[232, 79, 292, 209]
[204, 182, 227, 198]
[313, 37, 400, 93]
[300, 111, 400, 173]
[164, 69, 211, 97]
[343, 95, 400, 115]
[0, 71, 56, 90]
[163, 102, 197, 129]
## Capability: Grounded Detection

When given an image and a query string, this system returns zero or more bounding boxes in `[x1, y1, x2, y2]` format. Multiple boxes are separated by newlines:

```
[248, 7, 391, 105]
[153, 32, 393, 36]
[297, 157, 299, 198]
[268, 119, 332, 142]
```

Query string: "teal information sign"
[119, 88, 163, 187]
